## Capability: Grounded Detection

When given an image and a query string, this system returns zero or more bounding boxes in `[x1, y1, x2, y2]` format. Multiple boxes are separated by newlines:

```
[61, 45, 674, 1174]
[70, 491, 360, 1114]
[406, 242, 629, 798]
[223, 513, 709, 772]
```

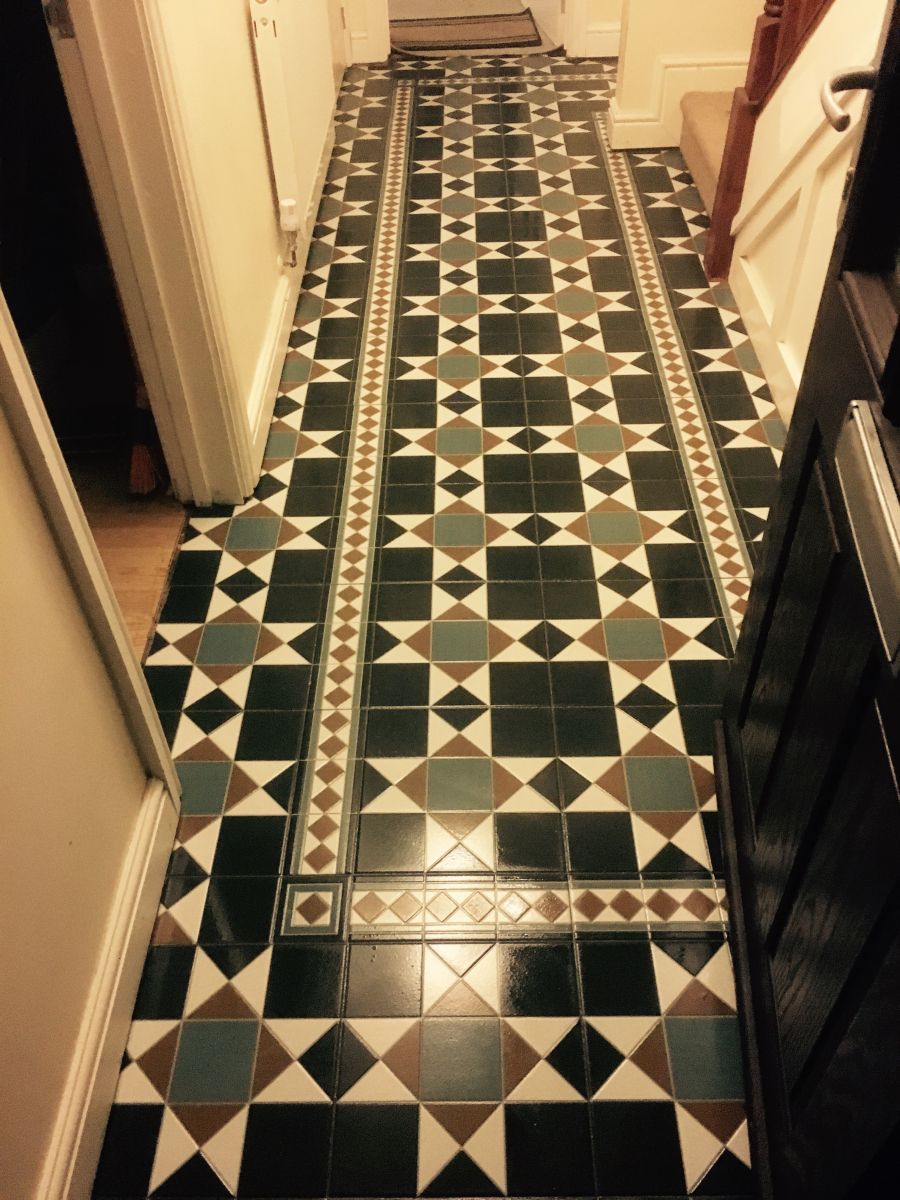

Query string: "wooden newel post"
[704, 1, 785, 280]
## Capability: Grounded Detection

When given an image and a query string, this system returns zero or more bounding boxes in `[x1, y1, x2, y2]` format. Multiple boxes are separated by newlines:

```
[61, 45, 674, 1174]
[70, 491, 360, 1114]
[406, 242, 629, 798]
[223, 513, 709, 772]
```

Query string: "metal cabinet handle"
[821, 66, 878, 131]
[835, 401, 900, 667]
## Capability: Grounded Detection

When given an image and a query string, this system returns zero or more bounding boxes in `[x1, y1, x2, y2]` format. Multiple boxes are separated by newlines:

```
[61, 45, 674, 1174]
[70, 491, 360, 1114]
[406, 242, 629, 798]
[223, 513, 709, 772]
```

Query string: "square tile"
[239, 1104, 331, 1197]
[579, 941, 659, 1015]
[176, 761, 232, 816]
[435, 513, 485, 547]
[330, 1104, 418, 1197]
[345, 943, 422, 1016]
[665, 1016, 745, 1098]
[496, 813, 565, 872]
[357, 814, 426, 872]
[168, 1019, 258, 1102]
[428, 758, 493, 810]
[591, 1101, 686, 1195]
[505, 1103, 594, 1196]
[625, 756, 696, 810]
[500, 943, 579, 1016]
[265, 944, 344, 1017]
[604, 618, 666, 661]
[197, 623, 260, 665]
[421, 1018, 502, 1100]
[567, 812, 638, 875]
[432, 621, 489, 662]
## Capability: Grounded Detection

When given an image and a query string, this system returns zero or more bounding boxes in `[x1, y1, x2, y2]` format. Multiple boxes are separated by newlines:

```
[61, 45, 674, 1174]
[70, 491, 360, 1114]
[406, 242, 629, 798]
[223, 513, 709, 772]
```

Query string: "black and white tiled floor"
[93, 52, 781, 1200]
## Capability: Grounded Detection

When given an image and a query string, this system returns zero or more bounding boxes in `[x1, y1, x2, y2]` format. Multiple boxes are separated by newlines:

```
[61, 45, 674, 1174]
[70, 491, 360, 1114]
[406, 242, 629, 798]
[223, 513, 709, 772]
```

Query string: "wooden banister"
[704, 0, 835, 280]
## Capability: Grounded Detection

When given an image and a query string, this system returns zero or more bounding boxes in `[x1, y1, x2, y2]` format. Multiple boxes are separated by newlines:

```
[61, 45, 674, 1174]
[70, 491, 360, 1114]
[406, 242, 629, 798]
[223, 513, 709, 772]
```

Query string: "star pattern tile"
[92, 53, 764, 1200]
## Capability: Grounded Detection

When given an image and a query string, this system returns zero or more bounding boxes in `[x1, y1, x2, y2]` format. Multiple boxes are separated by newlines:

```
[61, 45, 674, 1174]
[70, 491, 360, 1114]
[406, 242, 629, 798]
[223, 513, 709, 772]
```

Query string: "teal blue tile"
[265, 429, 299, 458]
[605, 618, 666, 660]
[226, 517, 281, 551]
[420, 1019, 501, 1100]
[664, 1017, 744, 1099]
[168, 1020, 259, 1103]
[197, 624, 260, 664]
[176, 761, 233, 815]
[625, 757, 696, 810]
[431, 621, 488, 662]
[427, 758, 493, 809]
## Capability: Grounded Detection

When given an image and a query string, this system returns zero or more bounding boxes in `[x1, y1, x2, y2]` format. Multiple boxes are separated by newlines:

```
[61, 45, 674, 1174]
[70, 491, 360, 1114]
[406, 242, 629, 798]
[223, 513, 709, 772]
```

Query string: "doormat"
[390, 6, 542, 54]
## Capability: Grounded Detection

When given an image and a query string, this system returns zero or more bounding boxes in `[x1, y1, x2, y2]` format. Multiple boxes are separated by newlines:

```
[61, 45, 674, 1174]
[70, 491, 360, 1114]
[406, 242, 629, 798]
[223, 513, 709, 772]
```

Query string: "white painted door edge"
[0, 292, 179, 800]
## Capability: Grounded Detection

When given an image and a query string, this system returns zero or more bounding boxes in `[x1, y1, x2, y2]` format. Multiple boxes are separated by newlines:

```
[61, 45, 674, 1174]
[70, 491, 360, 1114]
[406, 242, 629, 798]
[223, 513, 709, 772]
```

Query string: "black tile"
[378, 547, 434, 581]
[269, 549, 329, 585]
[235, 709, 305, 760]
[239, 1104, 331, 1198]
[654, 575, 719, 617]
[496, 813, 565, 872]
[679, 705, 719, 754]
[671, 659, 730, 706]
[132, 946, 195, 1019]
[645, 543, 709, 579]
[487, 545, 541, 581]
[159, 586, 212, 623]
[245, 664, 311, 709]
[567, 812, 638, 874]
[505, 1103, 595, 1196]
[487, 581, 544, 619]
[262, 585, 325, 621]
[549, 662, 613, 707]
[369, 662, 430, 707]
[199, 876, 277, 943]
[489, 662, 552, 706]
[265, 943, 344, 1017]
[500, 943, 579, 1015]
[533, 480, 584, 511]
[168, 550, 220, 587]
[345, 942, 422, 1016]
[374, 582, 432, 619]
[539, 545, 595, 580]
[491, 707, 555, 756]
[554, 707, 620, 756]
[365, 707, 428, 756]
[330, 1104, 419, 1197]
[357, 813, 425, 872]
[591, 1101, 686, 1195]
[92, 1105, 162, 1198]
[578, 941, 659, 1014]
[211, 817, 285, 876]
[144, 665, 192, 712]
[530, 452, 581, 483]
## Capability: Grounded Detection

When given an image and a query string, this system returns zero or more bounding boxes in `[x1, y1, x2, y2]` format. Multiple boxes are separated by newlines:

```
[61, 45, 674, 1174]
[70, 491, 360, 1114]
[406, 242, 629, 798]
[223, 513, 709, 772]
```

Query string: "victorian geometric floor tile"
[94, 51, 765, 1200]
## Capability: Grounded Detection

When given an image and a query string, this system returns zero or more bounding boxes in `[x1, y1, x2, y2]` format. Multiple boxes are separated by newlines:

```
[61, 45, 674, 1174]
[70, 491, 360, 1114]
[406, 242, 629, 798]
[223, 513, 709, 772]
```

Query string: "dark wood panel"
[771, 695, 900, 1089]
[784, 891, 900, 1198]
[752, 556, 877, 937]
[740, 463, 838, 813]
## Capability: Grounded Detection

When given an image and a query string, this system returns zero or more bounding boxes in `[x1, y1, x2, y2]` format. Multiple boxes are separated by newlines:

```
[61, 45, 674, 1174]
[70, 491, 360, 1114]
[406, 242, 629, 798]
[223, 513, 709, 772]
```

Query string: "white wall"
[566, 0, 623, 58]
[155, 0, 285, 413]
[730, 0, 890, 422]
[609, 0, 757, 147]
[0, 404, 149, 1197]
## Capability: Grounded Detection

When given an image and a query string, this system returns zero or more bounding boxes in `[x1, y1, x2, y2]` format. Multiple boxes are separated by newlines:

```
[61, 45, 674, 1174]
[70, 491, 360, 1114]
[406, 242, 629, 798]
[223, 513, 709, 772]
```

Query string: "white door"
[0, 289, 178, 1199]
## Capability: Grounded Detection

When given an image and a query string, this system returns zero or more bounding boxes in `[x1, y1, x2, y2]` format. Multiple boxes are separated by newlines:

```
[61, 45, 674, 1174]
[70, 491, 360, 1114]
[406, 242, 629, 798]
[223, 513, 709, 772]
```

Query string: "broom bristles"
[129, 442, 159, 495]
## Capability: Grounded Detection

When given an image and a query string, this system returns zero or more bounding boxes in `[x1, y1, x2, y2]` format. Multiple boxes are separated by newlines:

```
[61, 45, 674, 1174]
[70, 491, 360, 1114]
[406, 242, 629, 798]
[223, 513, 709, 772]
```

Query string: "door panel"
[717, 6, 900, 1198]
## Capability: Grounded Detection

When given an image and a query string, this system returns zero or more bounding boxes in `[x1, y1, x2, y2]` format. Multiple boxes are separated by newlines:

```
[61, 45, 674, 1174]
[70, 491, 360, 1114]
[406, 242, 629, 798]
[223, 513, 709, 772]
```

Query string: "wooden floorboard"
[68, 453, 185, 661]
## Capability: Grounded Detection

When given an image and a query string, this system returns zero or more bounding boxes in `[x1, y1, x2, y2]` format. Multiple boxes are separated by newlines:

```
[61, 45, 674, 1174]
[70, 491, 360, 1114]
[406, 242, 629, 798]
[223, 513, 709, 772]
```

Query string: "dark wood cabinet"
[716, 8, 900, 1197]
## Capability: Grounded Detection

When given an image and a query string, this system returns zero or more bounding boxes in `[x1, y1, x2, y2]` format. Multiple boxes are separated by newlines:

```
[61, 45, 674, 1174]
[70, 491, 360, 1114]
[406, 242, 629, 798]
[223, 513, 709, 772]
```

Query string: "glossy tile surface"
[93, 52, 780, 1199]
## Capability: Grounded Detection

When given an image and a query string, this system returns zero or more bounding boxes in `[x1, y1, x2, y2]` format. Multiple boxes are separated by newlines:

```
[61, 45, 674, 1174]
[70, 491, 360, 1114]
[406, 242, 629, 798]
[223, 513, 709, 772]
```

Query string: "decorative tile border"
[293, 82, 414, 876]
[347, 877, 727, 935]
[593, 114, 753, 647]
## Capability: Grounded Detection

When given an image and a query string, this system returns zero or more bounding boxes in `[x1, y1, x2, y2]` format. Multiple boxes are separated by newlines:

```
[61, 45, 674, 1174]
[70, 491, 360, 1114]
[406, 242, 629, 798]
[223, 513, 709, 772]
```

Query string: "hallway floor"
[93, 53, 782, 1200]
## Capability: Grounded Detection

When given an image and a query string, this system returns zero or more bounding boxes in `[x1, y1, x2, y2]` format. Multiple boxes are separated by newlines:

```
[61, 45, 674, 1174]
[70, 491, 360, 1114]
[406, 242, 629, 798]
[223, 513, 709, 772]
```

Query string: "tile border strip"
[293, 81, 415, 875]
[593, 113, 752, 648]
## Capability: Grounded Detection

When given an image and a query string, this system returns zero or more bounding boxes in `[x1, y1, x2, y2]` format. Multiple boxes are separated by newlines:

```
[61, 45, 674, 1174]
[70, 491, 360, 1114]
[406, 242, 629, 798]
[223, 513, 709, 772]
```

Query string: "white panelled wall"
[729, 0, 891, 422]
[609, 0, 757, 148]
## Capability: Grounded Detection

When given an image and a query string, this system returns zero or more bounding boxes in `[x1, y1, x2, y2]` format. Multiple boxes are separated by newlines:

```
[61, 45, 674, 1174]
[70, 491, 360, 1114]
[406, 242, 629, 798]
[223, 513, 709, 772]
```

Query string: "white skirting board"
[248, 124, 336, 477]
[37, 781, 178, 1200]
[607, 56, 748, 148]
[727, 253, 799, 427]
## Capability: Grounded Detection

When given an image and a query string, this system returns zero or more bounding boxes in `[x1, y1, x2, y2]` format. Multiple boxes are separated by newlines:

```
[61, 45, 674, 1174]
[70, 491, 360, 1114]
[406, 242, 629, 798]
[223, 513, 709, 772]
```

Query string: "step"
[679, 90, 733, 214]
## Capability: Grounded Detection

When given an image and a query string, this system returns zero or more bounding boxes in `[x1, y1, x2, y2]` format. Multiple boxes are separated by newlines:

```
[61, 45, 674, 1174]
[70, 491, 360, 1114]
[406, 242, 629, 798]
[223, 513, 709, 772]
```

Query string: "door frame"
[342, 0, 622, 62]
[47, 0, 281, 506]
[1, 288, 180, 1199]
